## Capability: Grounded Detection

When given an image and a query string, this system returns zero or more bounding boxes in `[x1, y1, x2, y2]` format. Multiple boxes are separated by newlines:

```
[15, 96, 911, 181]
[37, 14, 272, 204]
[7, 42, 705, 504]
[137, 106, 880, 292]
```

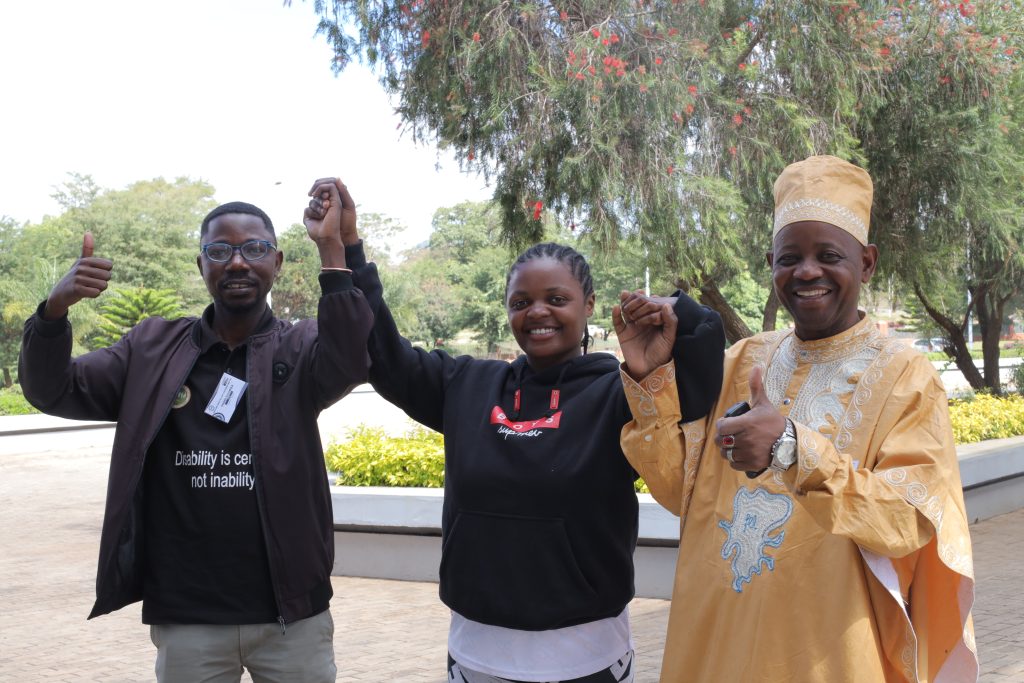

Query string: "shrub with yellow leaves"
[325, 426, 445, 487]
[327, 395, 1024, 489]
[948, 394, 1024, 444]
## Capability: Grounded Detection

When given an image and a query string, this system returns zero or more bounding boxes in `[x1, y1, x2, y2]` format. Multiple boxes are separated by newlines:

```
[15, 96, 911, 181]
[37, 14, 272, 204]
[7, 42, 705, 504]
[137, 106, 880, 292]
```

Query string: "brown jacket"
[19, 282, 372, 623]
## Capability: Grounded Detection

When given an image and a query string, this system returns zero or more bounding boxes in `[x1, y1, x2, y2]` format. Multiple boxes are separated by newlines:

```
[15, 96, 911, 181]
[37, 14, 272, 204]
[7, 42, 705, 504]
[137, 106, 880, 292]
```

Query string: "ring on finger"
[725, 447, 735, 464]
[722, 435, 735, 447]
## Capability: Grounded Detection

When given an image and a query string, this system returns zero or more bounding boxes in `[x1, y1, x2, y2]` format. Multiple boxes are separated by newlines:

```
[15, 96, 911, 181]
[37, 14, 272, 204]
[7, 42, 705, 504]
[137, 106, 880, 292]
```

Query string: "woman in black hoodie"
[315, 184, 724, 683]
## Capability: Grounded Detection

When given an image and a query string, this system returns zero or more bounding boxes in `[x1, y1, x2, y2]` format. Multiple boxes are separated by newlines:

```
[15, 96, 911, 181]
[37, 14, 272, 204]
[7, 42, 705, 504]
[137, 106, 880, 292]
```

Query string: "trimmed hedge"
[325, 426, 444, 487]
[326, 394, 1024, 489]
[325, 424, 651, 491]
[949, 394, 1024, 444]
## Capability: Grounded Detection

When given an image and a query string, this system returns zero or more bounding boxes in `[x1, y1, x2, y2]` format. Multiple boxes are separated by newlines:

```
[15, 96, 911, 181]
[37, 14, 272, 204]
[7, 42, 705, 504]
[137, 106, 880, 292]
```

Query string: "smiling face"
[768, 220, 878, 341]
[506, 256, 595, 372]
[197, 213, 282, 316]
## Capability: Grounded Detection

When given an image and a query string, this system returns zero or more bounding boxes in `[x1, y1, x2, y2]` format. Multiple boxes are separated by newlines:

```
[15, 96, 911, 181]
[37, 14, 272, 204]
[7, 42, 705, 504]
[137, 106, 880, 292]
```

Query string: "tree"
[0, 217, 101, 384]
[0, 216, 27, 385]
[308, 0, 1021, 348]
[399, 252, 464, 345]
[46, 174, 217, 313]
[271, 224, 323, 321]
[425, 201, 513, 350]
[308, 0, 887, 338]
[91, 288, 185, 348]
[861, 7, 1024, 393]
[0, 175, 218, 373]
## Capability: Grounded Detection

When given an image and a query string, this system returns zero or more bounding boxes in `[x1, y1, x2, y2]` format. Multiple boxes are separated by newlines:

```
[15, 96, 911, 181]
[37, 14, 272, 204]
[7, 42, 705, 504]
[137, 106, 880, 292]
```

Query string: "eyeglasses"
[201, 240, 277, 263]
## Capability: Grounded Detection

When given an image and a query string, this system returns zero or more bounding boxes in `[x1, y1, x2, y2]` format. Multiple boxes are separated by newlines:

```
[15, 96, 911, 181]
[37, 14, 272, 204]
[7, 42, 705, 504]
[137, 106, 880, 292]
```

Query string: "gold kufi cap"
[773, 155, 872, 245]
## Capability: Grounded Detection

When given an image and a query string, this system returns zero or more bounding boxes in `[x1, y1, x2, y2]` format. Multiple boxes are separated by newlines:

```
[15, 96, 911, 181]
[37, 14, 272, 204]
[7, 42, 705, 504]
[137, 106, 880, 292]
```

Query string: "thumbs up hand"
[43, 232, 113, 321]
[714, 366, 788, 473]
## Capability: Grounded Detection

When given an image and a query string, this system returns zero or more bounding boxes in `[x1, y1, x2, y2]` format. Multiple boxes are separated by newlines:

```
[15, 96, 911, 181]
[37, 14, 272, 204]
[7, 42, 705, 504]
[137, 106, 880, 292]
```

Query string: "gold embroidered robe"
[621, 316, 977, 682]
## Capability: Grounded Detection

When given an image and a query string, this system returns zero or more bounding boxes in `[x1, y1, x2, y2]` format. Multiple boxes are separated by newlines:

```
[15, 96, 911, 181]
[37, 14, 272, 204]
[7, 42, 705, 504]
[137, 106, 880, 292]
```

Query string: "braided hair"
[505, 242, 596, 352]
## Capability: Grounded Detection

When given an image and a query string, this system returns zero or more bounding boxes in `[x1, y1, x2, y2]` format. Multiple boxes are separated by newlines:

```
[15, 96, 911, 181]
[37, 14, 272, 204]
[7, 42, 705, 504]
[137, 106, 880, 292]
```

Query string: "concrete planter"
[330, 436, 1024, 599]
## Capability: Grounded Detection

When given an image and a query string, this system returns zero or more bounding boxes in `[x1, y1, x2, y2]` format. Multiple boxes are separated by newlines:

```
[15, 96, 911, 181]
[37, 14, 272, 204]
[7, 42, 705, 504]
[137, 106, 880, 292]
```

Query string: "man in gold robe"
[614, 155, 977, 682]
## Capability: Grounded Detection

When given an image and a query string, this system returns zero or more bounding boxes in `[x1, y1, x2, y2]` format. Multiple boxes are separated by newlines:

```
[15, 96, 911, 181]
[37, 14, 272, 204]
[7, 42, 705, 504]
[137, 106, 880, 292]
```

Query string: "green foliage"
[326, 389, 1024, 487]
[325, 425, 446, 487]
[309, 0, 1023, 379]
[0, 385, 36, 416]
[314, 0, 891, 268]
[271, 224, 322, 321]
[324, 423, 655, 490]
[949, 394, 1024, 443]
[374, 201, 516, 351]
[47, 175, 216, 312]
[91, 288, 184, 347]
[0, 174, 217, 370]
[719, 270, 770, 335]
[1012, 362, 1024, 396]
[427, 201, 515, 350]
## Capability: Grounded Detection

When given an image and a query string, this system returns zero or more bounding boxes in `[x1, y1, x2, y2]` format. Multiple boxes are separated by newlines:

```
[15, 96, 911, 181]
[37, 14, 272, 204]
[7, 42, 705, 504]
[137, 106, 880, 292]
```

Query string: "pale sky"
[0, 0, 491, 251]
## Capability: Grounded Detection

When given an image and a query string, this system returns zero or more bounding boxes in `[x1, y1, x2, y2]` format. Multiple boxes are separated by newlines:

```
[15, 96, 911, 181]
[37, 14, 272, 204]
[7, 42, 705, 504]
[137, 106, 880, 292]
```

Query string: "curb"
[0, 421, 114, 437]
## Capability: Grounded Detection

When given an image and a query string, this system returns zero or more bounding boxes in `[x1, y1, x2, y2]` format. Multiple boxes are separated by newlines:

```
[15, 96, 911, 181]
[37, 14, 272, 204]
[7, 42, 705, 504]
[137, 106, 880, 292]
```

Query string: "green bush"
[949, 394, 1024, 444]
[325, 424, 653, 491]
[326, 395, 1024, 489]
[0, 385, 37, 416]
[325, 425, 445, 487]
[1011, 362, 1024, 396]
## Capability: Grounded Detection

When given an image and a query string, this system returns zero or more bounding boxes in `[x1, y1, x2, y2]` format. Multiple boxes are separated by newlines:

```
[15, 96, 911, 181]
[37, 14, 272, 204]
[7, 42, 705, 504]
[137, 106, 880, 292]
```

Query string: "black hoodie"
[347, 242, 724, 630]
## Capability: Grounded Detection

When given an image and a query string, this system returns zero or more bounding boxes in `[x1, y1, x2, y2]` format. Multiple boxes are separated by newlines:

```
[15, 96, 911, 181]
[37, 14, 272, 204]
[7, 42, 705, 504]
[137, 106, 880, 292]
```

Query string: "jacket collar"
[194, 303, 275, 352]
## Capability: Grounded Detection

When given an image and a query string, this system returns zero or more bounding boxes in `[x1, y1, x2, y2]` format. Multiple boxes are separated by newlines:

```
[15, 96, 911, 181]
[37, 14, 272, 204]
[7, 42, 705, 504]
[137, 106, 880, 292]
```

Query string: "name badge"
[204, 373, 248, 423]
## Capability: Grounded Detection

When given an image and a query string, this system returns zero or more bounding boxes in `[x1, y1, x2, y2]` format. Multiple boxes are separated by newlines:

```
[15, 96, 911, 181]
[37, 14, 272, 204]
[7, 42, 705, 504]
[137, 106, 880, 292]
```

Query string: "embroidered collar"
[781, 314, 879, 365]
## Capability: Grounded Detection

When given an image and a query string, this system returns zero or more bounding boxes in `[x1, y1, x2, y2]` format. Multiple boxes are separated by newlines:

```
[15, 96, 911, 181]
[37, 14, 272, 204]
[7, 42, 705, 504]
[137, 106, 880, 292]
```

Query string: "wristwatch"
[768, 419, 798, 472]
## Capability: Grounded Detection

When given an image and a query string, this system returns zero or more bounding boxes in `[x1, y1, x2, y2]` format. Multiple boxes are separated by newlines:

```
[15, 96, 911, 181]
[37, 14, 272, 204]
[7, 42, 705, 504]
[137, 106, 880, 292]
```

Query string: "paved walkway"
[1, 440, 1021, 682]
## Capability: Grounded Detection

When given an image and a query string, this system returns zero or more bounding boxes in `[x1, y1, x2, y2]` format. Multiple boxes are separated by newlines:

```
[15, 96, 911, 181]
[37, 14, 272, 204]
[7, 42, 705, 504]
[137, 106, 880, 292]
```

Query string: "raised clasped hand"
[305, 177, 359, 247]
[613, 289, 677, 381]
[714, 366, 787, 472]
[43, 232, 113, 321]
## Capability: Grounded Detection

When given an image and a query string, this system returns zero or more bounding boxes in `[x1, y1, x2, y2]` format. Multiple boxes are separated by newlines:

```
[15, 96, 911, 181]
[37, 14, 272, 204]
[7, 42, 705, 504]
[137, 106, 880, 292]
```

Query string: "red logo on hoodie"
[489, 406, 562, 431]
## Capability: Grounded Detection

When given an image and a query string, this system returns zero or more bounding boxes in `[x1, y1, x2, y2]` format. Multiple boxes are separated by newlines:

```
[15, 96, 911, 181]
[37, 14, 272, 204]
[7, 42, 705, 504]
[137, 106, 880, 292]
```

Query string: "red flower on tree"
[472, 32, 480, 42]
[533, 201, 543, 220]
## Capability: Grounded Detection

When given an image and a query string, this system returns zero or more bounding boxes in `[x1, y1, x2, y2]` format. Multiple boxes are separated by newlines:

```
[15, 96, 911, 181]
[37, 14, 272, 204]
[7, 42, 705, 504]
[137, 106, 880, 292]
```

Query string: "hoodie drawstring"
[508, 362, 570, 421]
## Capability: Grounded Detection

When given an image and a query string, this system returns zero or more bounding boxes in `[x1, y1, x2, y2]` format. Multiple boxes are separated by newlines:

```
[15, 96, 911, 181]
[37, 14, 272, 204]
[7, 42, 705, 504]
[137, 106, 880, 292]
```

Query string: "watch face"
[771, 435, 797, 472]
[776, 440, 797, 467]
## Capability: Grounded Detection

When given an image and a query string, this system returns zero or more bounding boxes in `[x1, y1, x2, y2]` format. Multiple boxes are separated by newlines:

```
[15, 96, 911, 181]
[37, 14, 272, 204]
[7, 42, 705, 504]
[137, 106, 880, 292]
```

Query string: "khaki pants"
[150, 610, 336, 683]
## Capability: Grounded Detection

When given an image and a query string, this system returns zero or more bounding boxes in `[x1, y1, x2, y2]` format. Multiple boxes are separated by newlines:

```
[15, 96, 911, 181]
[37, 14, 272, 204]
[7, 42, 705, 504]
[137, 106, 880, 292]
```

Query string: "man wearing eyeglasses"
[19, 179, 371, 682]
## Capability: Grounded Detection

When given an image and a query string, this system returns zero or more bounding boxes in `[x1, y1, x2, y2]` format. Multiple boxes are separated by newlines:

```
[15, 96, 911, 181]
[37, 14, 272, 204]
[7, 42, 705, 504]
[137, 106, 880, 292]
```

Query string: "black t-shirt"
[141, 308, 278, 625]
